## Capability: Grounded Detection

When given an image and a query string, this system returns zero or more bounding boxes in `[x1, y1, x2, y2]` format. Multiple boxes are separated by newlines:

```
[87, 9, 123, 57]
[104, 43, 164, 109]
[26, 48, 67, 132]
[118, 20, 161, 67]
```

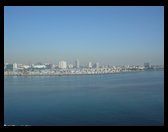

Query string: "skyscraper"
[13, 63, 17, 71]
[75, 59, 80, 68]
[95, 62, 99, 68]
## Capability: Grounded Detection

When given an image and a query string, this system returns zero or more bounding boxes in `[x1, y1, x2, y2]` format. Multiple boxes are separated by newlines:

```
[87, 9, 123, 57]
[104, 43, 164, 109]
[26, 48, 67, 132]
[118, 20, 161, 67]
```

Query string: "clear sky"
[4, 6, 164, 65]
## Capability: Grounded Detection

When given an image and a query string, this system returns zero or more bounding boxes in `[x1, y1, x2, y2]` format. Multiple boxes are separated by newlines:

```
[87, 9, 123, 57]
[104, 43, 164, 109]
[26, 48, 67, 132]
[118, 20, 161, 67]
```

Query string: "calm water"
[4, 70, 164, 126]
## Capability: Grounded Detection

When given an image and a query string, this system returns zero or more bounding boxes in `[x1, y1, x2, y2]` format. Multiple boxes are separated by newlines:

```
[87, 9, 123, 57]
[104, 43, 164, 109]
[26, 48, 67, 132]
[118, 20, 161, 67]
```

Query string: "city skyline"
[4, 6, 164, 65]
[4, 60, 163, 68]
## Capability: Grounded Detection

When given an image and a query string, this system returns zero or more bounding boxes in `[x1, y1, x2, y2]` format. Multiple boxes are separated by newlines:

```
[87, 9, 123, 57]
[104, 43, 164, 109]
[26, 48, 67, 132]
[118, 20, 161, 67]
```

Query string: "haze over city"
[4, 6, 164, 126]
[4, 6, 164, 65]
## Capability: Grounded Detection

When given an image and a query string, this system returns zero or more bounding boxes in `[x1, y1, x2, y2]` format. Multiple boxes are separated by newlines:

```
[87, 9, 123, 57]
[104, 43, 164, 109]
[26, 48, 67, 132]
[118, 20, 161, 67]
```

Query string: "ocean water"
[4, 70, 164, 126]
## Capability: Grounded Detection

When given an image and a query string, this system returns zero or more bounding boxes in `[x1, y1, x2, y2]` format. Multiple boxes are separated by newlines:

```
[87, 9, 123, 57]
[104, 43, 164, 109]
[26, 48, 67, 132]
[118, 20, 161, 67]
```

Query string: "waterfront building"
[13, 63, 18, 71]
[93, 62, 99, 68]
[4, 63, 8, 70]
[59, 61, 67, 69]
[68, 64, 73, 69]
[144, 62, 150, 69]
[32, 64, 46, 69]
[95, 62, 99, 68]
[88, 62, 92, 68]
[75, 59, 80, 68]
[45, 64, 53, 69]
[23, 65, 30, 69]
[5, 64, 13, 71]
[108, 64, 111, 68]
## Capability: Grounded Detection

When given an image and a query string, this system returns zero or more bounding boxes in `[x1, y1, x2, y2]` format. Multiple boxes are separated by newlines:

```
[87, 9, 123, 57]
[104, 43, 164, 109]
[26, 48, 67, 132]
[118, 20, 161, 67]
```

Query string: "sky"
[4, 6, 164, 66]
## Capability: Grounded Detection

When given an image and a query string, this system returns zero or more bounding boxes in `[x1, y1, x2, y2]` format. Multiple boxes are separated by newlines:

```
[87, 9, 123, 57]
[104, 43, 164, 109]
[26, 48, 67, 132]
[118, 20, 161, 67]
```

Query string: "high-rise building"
[75, 59, 80, 68]
[59, 61, 67, 69]
[88, 62, 92, 68]
[13, 63, 17, 71]
[95, 62, 99, 68]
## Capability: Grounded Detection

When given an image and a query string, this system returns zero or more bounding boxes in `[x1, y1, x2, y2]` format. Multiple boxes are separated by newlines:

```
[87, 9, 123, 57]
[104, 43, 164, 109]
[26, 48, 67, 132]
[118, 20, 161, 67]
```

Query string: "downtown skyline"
[4, 6, 164, 65]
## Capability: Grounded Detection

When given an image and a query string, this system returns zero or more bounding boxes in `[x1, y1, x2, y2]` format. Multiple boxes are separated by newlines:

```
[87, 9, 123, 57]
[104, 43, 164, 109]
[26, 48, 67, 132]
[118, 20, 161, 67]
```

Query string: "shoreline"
[4, 69, 163, 77]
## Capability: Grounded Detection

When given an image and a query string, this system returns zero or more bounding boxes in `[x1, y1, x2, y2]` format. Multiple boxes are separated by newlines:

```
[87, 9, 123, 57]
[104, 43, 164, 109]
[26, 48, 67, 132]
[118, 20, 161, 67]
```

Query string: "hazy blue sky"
[4, 6, 164, 65]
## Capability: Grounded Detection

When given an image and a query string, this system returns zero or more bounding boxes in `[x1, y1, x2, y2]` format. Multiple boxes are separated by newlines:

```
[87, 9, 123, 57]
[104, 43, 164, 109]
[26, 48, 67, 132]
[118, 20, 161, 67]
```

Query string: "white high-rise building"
[75, 59, 80, 68]
[59, 61, 67, 69]
[88, 62, 92, 68]
[13, 63, 17, 71]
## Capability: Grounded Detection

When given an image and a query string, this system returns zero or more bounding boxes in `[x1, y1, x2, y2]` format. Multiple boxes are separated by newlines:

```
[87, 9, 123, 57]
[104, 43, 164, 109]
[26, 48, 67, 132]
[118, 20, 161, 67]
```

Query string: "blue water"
[4, 70, 164, 126]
